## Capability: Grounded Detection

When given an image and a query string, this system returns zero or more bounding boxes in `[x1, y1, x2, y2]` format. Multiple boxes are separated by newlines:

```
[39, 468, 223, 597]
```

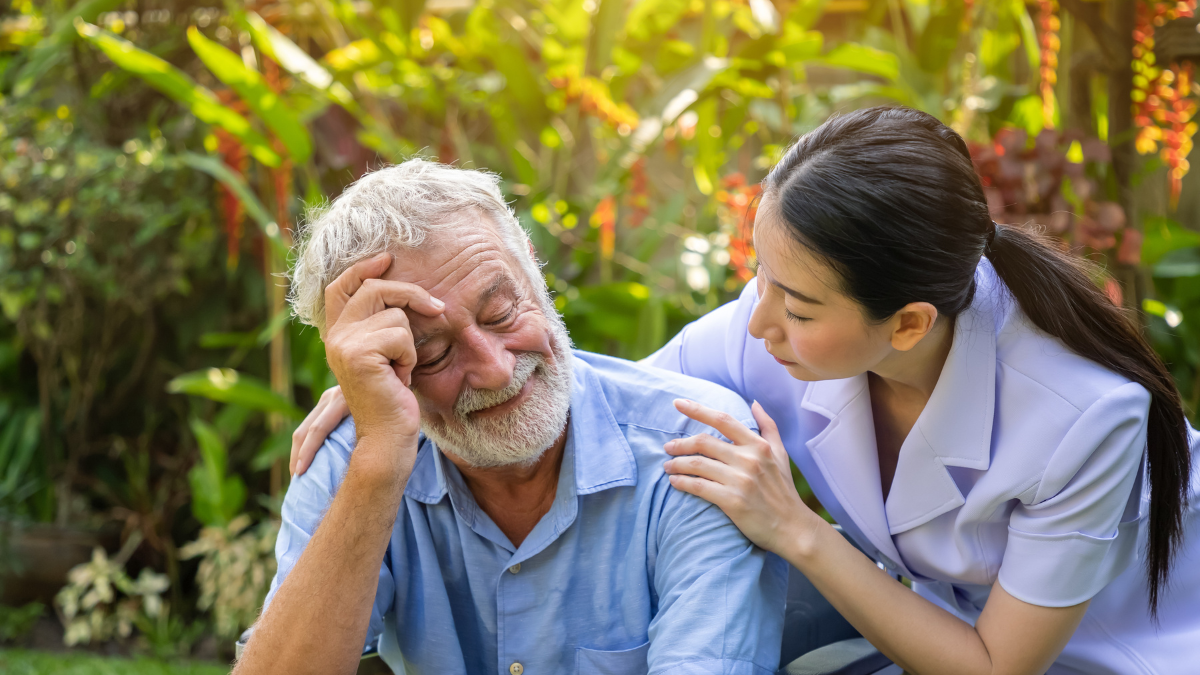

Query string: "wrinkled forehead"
[382, 211, 529, 300]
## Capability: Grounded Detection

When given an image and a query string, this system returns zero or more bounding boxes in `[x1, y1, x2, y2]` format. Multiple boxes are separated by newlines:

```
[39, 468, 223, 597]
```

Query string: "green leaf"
[190, 418, 229, 477]
[10, 0, 124, 96]
[820, 43, 899, 81]
[74, 20, 281, 167]
[1009, 94, 1045, 138]
[1142, 217, 1200, 267]
[776, 29, 824, 62]
[979, 28, 1020, 72]
[187, 418, 247, 527]
[323, 39, 384, 73]
[491, 42, 550, 125]
[560, 282, 652, 346]
[786, 0, 829, 31]
[187, 27, 312, 163]
[587, 0, 626, 74]
[1154, 248, 1200, 279]
[916, 0, 965, 73]
[243, 12, 332, 88]
[251, 426, 295, 471]
[0, 410, 39, 496]
[174, 153, 287, 258]
[1011, 0, 1040, 75]
[241, 12, 361, 115]
[694, 96, 722, 195]
[168, 368, 303, 419]
[625, 0, 690, 42]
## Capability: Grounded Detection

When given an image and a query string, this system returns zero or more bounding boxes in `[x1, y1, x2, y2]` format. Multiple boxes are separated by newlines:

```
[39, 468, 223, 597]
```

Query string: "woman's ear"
[889, 302, 939, 352]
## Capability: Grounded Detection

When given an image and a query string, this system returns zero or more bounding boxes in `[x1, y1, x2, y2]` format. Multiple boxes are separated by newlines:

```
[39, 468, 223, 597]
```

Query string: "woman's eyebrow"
[757, 257, 823, 305]
[773, 280, 823, 305]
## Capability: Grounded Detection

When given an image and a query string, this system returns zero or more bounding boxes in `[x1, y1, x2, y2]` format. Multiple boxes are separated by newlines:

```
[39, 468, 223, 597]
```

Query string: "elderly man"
[235, 160, 786, 675]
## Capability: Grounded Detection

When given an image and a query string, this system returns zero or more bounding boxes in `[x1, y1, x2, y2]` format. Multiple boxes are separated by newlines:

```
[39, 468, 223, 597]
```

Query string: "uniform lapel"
[801, 375, 909, 576]
[885, 277, 998, 535]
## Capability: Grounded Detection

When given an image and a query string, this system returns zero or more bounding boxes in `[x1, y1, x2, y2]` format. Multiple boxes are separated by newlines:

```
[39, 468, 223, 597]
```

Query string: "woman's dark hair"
[763, 105, 1190, 616]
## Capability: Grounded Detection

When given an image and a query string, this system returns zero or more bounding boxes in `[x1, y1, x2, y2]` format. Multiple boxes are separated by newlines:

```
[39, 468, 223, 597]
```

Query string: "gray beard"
[416, 303, 573, 469]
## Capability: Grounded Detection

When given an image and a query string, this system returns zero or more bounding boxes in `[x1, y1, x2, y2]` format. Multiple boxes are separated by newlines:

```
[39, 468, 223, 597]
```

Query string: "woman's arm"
[789, 519, 1087, 675]
[664, 399, 1088, 675]
[290, 385, 349, 476]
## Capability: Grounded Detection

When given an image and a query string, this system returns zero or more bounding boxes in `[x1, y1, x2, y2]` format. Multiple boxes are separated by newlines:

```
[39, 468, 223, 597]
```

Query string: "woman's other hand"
[290, 385, 350, 476]
[663, 399, 825, 555]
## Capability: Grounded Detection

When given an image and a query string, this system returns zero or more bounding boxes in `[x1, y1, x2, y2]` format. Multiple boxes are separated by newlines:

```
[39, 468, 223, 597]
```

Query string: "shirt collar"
[403, 352, 639, 505]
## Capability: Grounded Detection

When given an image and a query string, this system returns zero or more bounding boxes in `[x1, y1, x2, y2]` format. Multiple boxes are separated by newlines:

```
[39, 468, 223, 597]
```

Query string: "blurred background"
[1, 0, 1198, 671]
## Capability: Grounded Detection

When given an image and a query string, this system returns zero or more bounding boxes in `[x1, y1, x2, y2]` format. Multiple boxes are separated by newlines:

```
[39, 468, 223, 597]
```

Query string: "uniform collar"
[885, 282, 996, 534]
[801, 264, 1001, 569]
[403, 353, 638, 505]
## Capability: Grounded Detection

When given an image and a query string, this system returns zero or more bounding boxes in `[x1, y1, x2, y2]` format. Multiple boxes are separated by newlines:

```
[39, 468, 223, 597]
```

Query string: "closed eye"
[785, 309, 812, 323]
[420, 344, 452, 369]
[483, 304, 517, 327]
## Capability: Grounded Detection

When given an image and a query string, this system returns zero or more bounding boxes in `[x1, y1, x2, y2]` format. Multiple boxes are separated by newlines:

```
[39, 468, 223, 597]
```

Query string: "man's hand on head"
[322, 251, 445, 481]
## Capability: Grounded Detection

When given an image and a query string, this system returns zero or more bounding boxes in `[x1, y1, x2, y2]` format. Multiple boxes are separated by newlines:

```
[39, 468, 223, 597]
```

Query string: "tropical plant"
[179, 513, 278, 641]
[54, 536, 170, 647]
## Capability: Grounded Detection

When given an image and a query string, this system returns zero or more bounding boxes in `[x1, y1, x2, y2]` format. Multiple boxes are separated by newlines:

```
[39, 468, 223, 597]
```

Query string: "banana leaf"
[75, 20, 282, 167]
[187, 27, 313, 163]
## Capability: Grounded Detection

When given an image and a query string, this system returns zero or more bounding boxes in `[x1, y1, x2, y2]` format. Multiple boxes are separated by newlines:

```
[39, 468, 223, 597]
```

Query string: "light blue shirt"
[264, 351, 787, 675]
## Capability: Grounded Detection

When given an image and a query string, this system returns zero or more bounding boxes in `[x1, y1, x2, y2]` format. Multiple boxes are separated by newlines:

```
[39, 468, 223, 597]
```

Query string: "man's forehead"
[382, 222, 512, 292]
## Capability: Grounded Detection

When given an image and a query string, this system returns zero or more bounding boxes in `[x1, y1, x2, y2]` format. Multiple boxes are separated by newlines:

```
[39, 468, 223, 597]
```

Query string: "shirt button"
[508, 563, 521, 574]
[509, 662, 523, 675]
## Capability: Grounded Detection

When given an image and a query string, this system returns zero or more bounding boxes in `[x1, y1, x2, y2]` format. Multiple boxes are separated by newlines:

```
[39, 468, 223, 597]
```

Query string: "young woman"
[651, 106, 1200, 674]
[290, 107, 1199, 674]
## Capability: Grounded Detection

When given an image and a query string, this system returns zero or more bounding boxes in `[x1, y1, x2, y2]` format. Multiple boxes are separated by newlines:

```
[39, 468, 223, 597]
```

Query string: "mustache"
[453, 353, 542, 416]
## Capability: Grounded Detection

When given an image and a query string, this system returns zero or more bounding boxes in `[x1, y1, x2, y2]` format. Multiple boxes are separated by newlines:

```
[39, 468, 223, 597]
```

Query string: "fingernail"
[431, 297, 445, 309]
[664, 440, 675, 451]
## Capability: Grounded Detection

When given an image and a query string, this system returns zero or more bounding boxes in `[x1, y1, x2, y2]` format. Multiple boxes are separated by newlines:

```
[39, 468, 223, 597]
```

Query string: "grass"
[0, 649, 231, 675]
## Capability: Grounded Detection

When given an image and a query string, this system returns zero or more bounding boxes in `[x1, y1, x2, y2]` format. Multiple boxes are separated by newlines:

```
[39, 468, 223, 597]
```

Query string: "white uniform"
[647, 260, 1200, 674]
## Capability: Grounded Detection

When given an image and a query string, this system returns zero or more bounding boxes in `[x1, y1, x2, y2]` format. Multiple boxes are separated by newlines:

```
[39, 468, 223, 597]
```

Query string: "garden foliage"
[1, 0, 1199, 657]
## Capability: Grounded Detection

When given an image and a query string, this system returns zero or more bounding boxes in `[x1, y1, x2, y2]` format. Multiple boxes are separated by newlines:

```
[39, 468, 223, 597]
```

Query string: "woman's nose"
[747, 290, 785, 344]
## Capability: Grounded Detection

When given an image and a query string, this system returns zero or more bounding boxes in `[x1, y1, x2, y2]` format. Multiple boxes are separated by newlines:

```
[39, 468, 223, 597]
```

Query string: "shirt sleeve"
[997, 382, 1151, 607]
[644, 278, 759, 399]
[646, 419, 789, 674]
[261, 418, 396, 652]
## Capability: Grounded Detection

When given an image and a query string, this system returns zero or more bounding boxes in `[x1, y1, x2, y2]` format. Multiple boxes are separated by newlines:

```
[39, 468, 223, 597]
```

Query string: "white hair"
[289, 159, 544, 332]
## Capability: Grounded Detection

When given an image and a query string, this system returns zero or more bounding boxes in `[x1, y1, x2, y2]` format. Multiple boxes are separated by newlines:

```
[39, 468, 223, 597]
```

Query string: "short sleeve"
[998, 382, 1151, 607]
[644, 278, 759, 400]
[649, 485, 788, 674]
[261, 418, 396, 651]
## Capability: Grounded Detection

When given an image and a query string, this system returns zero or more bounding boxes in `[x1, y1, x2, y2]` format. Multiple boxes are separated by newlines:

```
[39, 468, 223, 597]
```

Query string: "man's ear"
[890, 302, 939, 352]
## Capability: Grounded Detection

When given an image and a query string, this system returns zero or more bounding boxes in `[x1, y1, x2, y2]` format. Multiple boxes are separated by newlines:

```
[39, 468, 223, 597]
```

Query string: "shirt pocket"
[575, 641, 650, 675]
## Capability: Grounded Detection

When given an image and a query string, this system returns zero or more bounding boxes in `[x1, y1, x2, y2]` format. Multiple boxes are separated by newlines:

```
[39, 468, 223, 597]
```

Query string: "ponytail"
[764, 106, 1191, 616]
[986, 224, 1190, 616]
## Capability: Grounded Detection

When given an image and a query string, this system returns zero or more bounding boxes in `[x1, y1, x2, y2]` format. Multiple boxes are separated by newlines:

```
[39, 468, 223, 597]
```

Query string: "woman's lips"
[771, 354, 796, 366]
